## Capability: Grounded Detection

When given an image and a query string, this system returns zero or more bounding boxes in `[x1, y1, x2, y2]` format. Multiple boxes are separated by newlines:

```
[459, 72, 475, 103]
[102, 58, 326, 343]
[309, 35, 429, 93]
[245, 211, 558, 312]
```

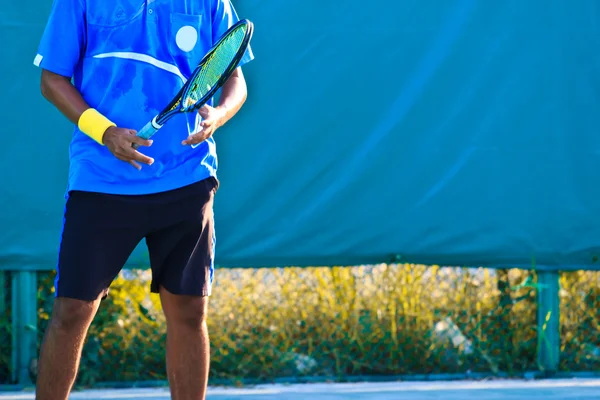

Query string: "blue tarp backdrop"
[1, 0, 599, 271]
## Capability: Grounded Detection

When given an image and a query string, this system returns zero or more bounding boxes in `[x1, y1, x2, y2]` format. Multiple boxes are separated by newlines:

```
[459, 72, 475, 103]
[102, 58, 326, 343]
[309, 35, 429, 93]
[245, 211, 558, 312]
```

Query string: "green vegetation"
[1, 266, 598, 386]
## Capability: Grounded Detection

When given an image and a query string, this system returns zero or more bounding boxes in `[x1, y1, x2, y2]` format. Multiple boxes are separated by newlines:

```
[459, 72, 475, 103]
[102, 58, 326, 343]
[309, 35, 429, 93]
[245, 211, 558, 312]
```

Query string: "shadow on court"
[2, 379, 600, 400]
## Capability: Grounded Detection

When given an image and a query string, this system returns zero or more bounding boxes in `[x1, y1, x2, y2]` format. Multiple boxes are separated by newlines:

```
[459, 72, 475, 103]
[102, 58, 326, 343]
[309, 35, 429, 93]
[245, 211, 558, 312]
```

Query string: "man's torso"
[36, 0, 252, 195]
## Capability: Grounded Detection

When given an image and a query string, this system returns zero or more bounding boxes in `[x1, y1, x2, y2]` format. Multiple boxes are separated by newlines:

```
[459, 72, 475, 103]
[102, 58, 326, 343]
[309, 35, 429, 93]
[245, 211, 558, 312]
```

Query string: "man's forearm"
[215, 67, 248, 127]
[40, 69, 90, 125]
[41, 69, 117, 145]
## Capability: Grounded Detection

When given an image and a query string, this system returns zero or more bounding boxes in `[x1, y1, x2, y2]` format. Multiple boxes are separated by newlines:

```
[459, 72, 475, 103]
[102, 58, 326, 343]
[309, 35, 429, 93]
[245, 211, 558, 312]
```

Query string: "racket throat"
[150, 116, 163, 130]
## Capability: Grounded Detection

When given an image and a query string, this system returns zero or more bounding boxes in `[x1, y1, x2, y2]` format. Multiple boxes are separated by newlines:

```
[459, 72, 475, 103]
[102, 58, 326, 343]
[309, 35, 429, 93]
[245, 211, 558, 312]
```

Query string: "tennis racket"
[133, 18, 254, 148]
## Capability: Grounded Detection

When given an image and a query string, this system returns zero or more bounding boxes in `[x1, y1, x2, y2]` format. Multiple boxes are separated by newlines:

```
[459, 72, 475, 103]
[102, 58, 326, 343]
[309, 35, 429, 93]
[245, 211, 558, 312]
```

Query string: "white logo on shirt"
[176, 26, 198, 52]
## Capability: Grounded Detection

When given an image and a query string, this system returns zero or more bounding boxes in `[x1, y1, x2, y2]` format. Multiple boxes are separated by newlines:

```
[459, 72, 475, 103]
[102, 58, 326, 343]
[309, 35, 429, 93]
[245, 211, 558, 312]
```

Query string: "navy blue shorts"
[55, 177, 219, 301]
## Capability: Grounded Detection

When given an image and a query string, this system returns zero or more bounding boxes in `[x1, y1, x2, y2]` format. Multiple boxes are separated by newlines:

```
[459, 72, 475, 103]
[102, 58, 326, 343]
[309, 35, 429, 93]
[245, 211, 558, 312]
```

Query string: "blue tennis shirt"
[34, 0, 254, 195]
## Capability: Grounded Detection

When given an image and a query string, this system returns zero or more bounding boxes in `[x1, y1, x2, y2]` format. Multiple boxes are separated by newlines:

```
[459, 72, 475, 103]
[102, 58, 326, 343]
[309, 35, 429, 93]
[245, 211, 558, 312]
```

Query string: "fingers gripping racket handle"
[132, 117, 162, 149]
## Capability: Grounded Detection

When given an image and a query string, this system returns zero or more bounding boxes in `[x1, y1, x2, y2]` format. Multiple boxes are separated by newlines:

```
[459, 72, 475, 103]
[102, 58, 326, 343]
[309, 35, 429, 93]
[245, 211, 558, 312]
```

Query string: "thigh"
[56, 190, 148, 301]
[146, 177, 218, 297]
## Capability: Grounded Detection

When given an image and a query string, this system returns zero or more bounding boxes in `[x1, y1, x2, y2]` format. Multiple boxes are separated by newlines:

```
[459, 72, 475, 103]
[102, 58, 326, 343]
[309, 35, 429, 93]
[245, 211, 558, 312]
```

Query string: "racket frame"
[134, 19, 254, 144]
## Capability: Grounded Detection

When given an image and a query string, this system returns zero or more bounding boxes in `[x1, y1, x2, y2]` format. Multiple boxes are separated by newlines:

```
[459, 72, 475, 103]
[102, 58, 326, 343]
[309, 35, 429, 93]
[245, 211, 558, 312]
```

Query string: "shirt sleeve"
[33, 0, 86, 78]
[211, 0, 254, 68]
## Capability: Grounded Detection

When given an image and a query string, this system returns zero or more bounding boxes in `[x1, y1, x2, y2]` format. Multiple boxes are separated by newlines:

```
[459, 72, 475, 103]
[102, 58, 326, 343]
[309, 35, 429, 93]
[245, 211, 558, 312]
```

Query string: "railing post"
[11, 271, 37, 385]
[537, 270, 560, 374]
[0, 272, 5, 314]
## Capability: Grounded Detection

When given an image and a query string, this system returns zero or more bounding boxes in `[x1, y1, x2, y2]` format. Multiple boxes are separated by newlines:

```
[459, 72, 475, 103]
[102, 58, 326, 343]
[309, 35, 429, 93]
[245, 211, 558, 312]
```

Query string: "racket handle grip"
[133, 117, 161, 149]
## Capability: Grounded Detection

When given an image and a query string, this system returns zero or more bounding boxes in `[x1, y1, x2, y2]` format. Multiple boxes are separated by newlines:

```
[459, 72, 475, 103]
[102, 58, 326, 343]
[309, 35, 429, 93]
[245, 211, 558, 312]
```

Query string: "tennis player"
[32, 0, 253, 399]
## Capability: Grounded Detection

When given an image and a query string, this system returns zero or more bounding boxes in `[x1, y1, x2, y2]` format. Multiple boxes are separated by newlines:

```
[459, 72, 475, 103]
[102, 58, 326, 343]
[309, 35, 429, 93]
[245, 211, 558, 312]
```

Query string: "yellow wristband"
[77, 108, 116, 145]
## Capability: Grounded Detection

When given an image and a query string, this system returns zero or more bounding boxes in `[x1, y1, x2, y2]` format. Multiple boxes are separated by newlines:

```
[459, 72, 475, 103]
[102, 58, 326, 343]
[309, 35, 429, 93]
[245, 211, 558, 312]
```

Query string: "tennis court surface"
[3, 379, 600, 400]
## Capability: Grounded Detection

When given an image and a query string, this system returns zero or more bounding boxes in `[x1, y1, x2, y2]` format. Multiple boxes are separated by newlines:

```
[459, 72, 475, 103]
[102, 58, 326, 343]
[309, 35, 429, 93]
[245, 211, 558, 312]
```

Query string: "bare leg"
[35, 297, 101, 400]
[160, 286, 210, 400]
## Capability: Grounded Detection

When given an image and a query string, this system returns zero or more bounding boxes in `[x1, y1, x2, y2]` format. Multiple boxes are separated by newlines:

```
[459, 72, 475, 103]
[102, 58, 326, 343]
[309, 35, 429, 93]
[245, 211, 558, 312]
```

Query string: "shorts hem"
[151, 282, 212, 297]
[54, 290, 108, 302]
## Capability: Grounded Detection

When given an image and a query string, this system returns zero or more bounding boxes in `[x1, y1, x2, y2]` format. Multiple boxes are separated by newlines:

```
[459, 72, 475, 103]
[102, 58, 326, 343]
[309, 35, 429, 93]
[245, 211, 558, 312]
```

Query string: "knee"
[167, 297, 208, 331]
[50, 298, 97, 332]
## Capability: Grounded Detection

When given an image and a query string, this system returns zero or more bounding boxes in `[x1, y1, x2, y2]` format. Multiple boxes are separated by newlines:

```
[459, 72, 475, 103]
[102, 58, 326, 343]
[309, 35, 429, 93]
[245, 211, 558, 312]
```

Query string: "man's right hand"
[103, 127, 154, 170]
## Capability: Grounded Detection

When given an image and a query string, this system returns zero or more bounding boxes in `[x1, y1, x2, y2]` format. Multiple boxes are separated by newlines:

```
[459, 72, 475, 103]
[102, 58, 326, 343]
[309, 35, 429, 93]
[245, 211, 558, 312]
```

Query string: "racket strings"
[183, 25, 248, 109]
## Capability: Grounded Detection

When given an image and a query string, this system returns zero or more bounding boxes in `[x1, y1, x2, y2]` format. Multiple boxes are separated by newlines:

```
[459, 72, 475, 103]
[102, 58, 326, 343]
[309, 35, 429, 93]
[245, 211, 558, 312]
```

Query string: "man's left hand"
[182, 104, 226, 146]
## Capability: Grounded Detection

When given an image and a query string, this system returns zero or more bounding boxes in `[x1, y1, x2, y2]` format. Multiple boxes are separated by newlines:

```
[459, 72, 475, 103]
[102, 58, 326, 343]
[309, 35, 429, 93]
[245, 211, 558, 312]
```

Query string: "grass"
[1, 265, 599, 386]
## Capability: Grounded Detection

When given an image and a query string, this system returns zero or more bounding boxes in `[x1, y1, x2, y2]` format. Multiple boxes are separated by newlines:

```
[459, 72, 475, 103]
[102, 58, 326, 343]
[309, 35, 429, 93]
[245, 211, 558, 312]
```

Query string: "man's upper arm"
[211, 0, 254, 68]
[34, 0, 86, 78]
